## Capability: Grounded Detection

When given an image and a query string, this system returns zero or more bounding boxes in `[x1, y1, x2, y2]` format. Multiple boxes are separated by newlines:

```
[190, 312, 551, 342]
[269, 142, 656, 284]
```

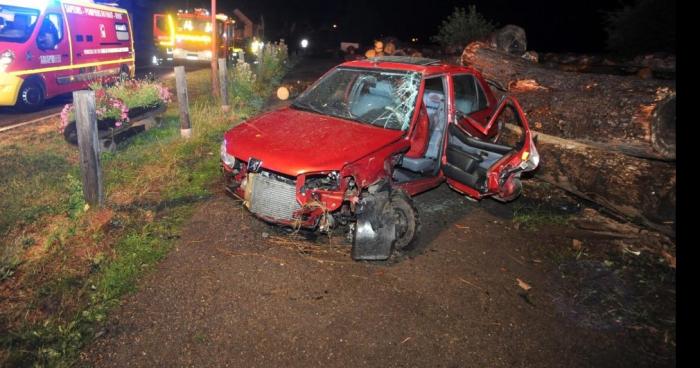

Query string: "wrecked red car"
[221, 56, 539, 260]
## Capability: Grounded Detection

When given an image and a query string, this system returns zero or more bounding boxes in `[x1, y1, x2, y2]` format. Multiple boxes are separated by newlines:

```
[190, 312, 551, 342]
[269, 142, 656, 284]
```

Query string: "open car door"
[442, 96, 539, 201]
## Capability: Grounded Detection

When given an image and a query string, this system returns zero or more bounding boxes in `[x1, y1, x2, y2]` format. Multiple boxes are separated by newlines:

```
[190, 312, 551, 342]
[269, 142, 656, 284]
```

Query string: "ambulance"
[0, 0, 134, 111]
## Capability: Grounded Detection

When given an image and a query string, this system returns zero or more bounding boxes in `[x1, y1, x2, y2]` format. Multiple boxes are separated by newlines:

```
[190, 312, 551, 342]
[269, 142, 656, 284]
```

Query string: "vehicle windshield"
[293, 67, 421, 131]
[177, 18, 212, 33]
[0, 6, 39, 43]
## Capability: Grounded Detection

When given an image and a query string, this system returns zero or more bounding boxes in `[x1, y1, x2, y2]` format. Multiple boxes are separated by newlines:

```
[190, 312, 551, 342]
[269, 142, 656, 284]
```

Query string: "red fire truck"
[153, 8, 235, 65]
[0, 0, 135, 111]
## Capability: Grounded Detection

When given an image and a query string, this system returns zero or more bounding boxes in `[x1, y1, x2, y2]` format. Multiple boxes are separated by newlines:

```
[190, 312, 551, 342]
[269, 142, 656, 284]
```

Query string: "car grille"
[249, 172, 300, 221]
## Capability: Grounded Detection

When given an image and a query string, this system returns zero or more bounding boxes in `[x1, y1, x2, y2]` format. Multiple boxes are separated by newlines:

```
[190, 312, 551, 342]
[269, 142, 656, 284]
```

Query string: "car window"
[475, 79, 488, 111]
[294, 68, 421, 131]
[453, 74, 488, 115]
[36, 13, 63, 50]
[115, 22, 129, 41]
[0, 6, 39, 43]
[493, 104, 527, 150]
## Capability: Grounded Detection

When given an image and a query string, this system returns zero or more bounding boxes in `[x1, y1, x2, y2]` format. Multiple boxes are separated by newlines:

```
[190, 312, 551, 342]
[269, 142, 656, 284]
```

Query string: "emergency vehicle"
[0, 0, 134, 110]
[153, 8, 235, 65]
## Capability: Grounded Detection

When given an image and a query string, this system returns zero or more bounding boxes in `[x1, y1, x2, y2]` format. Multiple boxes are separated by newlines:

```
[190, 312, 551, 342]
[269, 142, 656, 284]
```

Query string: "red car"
[221, 56, 539, 260]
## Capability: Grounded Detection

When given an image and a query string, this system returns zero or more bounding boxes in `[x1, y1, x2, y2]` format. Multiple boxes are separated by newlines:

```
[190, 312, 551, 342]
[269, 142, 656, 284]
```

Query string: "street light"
[300, 39, 309, 49]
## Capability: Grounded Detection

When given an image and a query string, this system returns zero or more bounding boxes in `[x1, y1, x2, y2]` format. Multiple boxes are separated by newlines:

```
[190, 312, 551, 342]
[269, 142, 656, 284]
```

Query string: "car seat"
[350, 80, 393, 117]
[400, 91, 447, 173]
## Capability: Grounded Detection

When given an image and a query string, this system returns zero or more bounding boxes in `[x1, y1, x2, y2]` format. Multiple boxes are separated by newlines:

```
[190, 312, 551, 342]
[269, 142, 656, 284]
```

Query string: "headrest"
[369, 80, 393, 98]
[423, 90, 444, 110]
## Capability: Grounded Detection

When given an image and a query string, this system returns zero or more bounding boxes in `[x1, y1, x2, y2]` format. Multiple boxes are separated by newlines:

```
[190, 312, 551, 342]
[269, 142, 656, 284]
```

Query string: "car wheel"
[99, 138, 117, 153]
[119, 65, 130, 82]
[63, 122, 78, 145]
[17, 80, 45, 112]
[390, 190, 420, 251]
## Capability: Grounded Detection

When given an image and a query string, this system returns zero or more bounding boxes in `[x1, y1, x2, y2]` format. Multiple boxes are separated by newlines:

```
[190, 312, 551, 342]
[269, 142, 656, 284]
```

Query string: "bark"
[517, 125, 676, 236]
[462, 42, 676, 160]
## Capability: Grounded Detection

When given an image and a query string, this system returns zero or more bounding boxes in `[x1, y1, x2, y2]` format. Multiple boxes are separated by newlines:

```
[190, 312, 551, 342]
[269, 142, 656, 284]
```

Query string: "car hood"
[224, 107, 404, 175]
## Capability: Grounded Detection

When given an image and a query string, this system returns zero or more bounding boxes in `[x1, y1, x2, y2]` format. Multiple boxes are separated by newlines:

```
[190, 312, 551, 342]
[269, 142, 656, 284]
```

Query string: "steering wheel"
[382, 105, 404, 129]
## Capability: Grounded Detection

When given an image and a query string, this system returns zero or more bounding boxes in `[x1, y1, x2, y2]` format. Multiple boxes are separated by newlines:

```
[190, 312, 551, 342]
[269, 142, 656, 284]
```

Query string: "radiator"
[248, 172, 301, 221]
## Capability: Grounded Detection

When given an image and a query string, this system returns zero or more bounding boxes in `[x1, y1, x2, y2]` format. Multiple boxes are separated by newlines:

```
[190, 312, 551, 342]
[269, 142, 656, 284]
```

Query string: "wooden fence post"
[218, 58, 230, 112]
[174, 66, 192, 138]
[73, 90, 104, 207]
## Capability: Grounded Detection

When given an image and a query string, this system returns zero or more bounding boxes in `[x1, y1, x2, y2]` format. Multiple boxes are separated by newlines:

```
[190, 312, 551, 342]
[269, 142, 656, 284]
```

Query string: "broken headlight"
[220, 139, 236, 168]
[302, 171, 340, 192]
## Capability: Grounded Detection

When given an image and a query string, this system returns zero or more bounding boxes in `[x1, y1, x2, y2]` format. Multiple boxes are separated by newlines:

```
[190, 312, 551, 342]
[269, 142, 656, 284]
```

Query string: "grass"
[0, 51, 289, 367]
[512, 202, 571, 230]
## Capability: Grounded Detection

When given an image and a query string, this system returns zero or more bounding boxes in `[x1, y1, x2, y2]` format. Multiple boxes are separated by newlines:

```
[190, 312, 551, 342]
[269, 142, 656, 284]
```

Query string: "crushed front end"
[221, 140, 358, 230]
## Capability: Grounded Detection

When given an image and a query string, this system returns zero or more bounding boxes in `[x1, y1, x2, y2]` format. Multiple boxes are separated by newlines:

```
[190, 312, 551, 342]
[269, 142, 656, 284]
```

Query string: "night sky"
[125, 0, 632, 53]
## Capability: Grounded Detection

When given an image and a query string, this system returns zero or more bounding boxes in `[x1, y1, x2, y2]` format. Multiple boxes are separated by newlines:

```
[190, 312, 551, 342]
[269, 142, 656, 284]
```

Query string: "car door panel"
[442, 96, 537, 199]
[444, 123, 513, 193]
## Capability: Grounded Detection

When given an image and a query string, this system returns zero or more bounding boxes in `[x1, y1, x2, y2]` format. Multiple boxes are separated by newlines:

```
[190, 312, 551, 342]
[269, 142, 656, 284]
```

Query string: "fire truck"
[153, 8, 235, 65]
[0, 0, 135, 110]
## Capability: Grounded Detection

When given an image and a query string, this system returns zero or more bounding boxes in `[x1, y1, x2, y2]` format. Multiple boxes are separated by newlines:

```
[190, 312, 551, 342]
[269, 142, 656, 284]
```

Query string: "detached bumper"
[0, 73, 22, 106]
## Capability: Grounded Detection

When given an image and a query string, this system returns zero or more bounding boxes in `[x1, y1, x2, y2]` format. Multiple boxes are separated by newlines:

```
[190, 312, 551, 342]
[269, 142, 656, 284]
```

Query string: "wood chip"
[572, 239, 583, 251]
[516, 278, 532, 291]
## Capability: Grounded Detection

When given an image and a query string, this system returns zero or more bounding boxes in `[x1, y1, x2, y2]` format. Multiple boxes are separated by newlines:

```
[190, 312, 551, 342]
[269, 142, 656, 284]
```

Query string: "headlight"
[302, 171, 340, 192]
[220, 139, 236, 168]
[0, 50, 14, 73]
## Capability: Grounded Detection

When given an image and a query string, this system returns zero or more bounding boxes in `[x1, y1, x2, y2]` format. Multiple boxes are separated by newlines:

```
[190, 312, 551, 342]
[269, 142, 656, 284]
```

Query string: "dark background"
[117, 0, 640, 56]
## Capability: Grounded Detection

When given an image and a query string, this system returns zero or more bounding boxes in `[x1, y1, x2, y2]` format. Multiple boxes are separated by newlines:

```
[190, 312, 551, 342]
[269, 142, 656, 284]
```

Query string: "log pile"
[462, 42, 676, 235]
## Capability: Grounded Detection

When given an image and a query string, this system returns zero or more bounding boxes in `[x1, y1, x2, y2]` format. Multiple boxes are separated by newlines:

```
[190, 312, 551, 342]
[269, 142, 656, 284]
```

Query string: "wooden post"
[73, 90, 104, 207]
[218, 58, 230, 112]
[210, 0, 220, 98]
[175, 66, 192, 138]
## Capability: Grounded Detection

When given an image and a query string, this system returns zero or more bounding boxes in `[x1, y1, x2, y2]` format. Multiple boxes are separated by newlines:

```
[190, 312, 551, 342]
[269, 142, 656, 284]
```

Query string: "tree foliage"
[433, 6, 496, 50]
[605, 0, 676, 55]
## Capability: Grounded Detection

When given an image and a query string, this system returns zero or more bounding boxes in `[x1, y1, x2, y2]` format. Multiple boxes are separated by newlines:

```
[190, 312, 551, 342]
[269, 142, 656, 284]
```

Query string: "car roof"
[339, 56, 477, 76]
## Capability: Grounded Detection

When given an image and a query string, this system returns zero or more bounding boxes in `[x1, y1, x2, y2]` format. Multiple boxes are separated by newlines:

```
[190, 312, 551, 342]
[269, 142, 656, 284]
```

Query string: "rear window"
[115, 22, 129, 41]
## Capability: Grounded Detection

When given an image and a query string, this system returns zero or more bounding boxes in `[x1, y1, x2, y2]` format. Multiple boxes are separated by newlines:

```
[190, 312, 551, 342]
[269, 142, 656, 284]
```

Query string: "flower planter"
[63, 103, 167, 152]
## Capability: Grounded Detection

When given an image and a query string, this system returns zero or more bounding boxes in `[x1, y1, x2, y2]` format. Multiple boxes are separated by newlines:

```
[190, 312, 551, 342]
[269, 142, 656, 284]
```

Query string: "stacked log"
[462, 42, 676, 235]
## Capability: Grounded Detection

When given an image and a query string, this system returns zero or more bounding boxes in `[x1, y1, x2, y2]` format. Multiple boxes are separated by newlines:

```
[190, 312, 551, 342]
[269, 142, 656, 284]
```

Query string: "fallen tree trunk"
[462, 42, 676, 160]
[511, 124, 676, 236]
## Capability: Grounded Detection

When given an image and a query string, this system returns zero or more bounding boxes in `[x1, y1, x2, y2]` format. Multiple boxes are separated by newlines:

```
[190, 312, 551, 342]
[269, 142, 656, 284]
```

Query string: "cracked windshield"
[293, 68, 420, 131]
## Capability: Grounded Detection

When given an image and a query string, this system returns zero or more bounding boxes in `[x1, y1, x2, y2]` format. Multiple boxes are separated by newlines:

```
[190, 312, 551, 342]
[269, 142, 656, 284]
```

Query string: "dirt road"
[82, 185, 673, 367]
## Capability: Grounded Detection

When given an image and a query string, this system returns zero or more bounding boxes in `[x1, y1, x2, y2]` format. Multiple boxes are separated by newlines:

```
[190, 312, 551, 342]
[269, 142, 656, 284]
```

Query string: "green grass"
[512, 202, 571, 230]
[1, 50, 289, 367]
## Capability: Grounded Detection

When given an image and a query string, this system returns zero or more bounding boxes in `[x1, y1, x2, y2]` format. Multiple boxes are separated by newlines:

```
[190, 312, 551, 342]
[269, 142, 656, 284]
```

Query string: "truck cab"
[153, 8, 235, 65]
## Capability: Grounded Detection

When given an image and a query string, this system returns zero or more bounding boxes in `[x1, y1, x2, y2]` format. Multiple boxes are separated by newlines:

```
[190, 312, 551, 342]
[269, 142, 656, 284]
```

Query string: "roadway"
[0, 63, 203, 131]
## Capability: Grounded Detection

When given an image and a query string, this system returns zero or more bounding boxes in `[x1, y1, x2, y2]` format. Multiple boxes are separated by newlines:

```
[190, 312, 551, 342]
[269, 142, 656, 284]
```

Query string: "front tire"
[390, 190, 419, 251]
[16, 80, 45, 112]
